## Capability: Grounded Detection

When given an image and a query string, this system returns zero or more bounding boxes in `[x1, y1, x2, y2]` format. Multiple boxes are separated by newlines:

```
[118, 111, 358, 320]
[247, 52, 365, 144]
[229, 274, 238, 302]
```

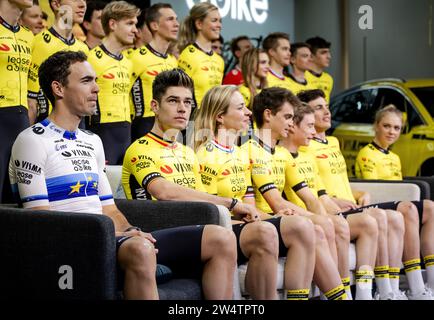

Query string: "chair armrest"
[349, 180, 421, 203]
[114, 199, 221, 232]
[404, 176, 434, 200]
[0, 206, 117, 299]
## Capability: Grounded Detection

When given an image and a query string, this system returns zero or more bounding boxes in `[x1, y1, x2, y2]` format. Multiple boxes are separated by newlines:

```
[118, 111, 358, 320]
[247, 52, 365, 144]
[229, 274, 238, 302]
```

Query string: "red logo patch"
[160, 165, 173, 174]
[0, 44, 10, 51]
[131, 157, 137, 163]
[316, 154, 328, 159]
[222, 169, 230, 176]
[362, 157, 367, 162]
[201, 66, 209, 71]
[146, 70, 159, 76]
[103, 73, 115, 79]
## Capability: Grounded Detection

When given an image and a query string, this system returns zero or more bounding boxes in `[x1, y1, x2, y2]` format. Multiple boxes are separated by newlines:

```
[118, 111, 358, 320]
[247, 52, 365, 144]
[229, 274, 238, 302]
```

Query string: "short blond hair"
[101, 1, 140, 35]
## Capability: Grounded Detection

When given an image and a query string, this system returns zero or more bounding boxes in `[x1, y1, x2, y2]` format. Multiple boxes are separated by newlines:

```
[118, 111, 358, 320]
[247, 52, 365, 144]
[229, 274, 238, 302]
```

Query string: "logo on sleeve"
[43, 33, 51, 43]
[0, 43, 10, 51]
[32, 126, 45, 135]
[96, 50, 103, 59]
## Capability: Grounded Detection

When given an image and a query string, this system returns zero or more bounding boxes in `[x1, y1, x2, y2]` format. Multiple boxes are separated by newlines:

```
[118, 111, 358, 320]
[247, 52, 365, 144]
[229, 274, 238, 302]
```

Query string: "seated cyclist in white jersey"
[8, 50, 237, 300]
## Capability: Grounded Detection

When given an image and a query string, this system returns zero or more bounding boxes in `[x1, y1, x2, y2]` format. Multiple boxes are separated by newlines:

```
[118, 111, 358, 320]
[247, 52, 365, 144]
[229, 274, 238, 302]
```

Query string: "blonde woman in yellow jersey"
[194, 85, 318, 300]
[0, 0, 34, 204]
[281, 103, 380, 300]
[177, 2, 224, 107]
[262, 32, 292, 91]
[356, 104, 434, 298]
[299, 89, 423, 300]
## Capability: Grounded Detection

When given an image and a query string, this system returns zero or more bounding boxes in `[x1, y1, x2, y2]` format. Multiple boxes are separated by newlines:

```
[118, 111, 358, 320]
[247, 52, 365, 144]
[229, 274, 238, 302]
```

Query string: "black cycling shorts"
[342, 201, 424, 228]
[232, 217, 286, 265]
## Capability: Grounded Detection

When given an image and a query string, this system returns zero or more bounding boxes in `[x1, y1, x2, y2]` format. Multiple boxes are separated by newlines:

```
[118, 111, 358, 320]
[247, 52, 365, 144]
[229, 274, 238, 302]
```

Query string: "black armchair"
[0, 200, 220, 299]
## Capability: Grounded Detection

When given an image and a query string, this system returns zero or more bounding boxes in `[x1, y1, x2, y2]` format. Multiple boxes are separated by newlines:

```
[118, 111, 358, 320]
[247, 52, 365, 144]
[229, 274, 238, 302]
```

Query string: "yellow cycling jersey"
[0, 18, 33, 109]
[88, 44, 133, 124]
[122, 131, 205, 200]
[196, 140, 253, 201]
[284, 149, 327, 209]
[287, 73, 315, 95]
[266, 69, 292, 91]
[305, 137, 355, 202]
[178, 43, 224, 107]
[238, 84, 261, 109]
[28, 27, 88, 119]
[305, 70, 334, 102]
[130, 44, 177, 118]
[355, 142, 402, 180]
[242, 136, 307, 213]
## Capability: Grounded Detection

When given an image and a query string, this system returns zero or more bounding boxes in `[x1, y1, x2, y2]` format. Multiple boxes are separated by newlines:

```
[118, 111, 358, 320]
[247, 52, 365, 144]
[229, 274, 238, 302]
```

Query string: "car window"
[374, 88, 424, 131]
[330, 89, 378, 124]
[410, 86, 434, 119]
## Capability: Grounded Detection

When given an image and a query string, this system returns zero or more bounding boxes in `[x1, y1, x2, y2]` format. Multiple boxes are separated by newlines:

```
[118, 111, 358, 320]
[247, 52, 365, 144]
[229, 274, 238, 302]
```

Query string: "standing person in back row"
[28, 0, 89, 125]
[223, 35, 252, 86]
[87, 1, 138, 165]
[262, 32, 292, 91]
[177, 2, 224, 108]
[129, 3, 179, 142]
[305, 36, 334, 102]
[0, 0, 34, 204]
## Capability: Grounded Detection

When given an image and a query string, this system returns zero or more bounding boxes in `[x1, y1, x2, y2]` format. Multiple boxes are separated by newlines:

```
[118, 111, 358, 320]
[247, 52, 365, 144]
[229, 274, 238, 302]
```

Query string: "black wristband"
[228, 198, 238, 211]
[124, 226, 141, 232]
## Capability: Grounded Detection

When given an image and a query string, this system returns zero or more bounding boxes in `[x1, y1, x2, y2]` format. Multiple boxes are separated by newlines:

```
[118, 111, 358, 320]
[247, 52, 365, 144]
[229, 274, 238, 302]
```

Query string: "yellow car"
[329, 78, 434, 177]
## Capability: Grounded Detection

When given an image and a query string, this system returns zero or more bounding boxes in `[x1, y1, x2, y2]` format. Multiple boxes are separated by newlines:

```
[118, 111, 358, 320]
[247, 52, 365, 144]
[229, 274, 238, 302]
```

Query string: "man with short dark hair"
[223, 35, 252, 85]
[305, 36, 334, 102]
[81, 0, 106, 49]
[9, 50, 237, 300]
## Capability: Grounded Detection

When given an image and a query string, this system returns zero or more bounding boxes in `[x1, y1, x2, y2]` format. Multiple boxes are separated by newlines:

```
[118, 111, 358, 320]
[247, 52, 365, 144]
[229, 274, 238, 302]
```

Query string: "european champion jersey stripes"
[9, 118, 114, 214]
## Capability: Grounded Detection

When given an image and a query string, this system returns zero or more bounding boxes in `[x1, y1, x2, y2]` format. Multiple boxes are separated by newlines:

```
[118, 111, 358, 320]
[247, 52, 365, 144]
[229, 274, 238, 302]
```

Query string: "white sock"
[375, 277, 393, 296]
[405, 269, 425, 294]
[355, 270, 374, 300]
[389, 267, 401, 292]
[424, 255, 434, 290]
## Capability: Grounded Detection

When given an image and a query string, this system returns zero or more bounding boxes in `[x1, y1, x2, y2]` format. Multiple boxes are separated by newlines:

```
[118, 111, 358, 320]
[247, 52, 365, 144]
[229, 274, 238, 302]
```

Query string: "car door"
[329, 88, 378, 176]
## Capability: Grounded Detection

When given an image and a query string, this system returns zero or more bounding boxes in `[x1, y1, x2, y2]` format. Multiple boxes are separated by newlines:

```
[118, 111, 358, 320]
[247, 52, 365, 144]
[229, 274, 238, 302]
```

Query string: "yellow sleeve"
[355, 147, 378, 179]
[123, 142, 163, 191]
[284, 152, 308, 192]
[245, 142, 277, 195]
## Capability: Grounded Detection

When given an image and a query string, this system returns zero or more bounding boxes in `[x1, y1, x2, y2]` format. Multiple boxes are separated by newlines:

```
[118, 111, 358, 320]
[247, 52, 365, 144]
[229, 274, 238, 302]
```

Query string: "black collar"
[371, 141, 389, 154]
[312, 137, 328, 144]
[49, 27, 76, 45]
[100, 44, 123, 61]
[252, 135, 275, 154]
[288, 73, 308, 85]
[0, 16, 20, 33]
[146, 43, 168, 59]
[309, 70, 323, 78]
[193, 43, 213, 56]
[290, 152, 299, 159]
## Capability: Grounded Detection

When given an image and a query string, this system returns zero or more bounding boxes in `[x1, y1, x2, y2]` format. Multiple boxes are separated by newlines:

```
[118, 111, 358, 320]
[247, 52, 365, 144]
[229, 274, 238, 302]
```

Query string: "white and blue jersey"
[9, 118, 114, 214]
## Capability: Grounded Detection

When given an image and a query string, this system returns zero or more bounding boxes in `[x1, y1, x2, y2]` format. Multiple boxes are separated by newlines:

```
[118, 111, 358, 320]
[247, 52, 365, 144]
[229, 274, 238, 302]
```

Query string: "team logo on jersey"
[14, 160, 20, 167]
[206, 143, 214, 152]
[146, 70, 159, 76]
[139, 48, 147, 55]
[160, 165, 173, 174]
[222, 169, 230, 176]
[103, 73, 115, 79]
[316, 154, 328, 159]
[0, 44, 10, 51]
[43, 33, 51, 43]
[131, 157, 137, 163]
[96, 50, 103, 59]
[189, 46, 195, 53]
[32, 126, 45, 135]
[138, 139, 148, 145]
[201, 66, 209, 71]
[61, 151, 72, 157]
